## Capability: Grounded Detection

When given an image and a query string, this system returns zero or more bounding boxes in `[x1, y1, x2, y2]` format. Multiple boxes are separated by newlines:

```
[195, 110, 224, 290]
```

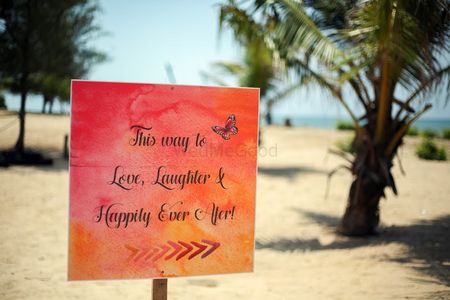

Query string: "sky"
[6, 0, 450, 119]
[85, 0, 358, 119]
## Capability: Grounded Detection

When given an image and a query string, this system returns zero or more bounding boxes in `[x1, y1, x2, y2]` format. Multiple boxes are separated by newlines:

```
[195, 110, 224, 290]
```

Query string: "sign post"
[68, 81, 259, 287]
[152, 279, 167, 300]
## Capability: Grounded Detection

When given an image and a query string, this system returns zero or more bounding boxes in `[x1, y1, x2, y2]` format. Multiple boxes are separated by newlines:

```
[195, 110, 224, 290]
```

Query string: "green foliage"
[208, 5, 307, 124]
[416, 138, 447, 161]
[218, 0, 450, 234]
[206, 39, 275, 98]
[217, 3, 276, 97]
[442, 128, 450, 140]
[406, 127, 419, 136]
[336, 120, 355, 131]
[336, 136, 356, 154]
[407, 127, 420, 137]
[421, 128, 438, 139]
[218, 0, 450, 141]
[0, 0, 106, 150]
[0, 0, 105, 85]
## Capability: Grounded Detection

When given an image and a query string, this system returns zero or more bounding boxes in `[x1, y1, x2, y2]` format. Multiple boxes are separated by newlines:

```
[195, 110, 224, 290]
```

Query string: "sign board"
[68, 80, 259, 280]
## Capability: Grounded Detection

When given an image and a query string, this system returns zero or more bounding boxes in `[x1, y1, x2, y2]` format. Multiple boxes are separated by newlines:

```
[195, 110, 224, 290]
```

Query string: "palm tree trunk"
[340, 174, 384, 235]
[15, 0, 30, 155]
[49, 97, 54, 114]
[340, 130, 389, 236]
[42, 94, 49, 113]
[15, 88, 27, 153]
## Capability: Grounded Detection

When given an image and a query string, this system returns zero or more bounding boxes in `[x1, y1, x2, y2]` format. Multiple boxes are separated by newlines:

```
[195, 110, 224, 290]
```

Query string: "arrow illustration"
[134, 248, 149, 262]
[201, 240, 221, 258]
[165, 240, 182, 260]
[176, 241, 193, 261]
[125, 239, 221, 263]
[152, 244, 170, 262]
[125, 244, 139, 261]
[189, 241, 207, 260]
[144, 248, 159, 261]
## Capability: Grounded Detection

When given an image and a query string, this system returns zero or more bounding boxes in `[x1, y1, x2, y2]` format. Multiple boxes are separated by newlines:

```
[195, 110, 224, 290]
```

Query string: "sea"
[3, 96, 450, 131]
[268, 116, 450, 131]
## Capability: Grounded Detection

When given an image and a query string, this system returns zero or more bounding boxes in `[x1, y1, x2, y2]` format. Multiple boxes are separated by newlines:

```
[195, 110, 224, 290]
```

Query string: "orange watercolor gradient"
[69, 81, 259, 280]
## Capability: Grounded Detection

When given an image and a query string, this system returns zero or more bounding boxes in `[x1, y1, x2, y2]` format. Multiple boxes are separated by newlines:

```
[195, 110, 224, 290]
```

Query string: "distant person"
[284, 118, 292, 127]
[265, 112, 272, 125]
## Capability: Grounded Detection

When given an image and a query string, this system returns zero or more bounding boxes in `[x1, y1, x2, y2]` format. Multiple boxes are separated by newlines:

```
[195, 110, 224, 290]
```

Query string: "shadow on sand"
[258, 166, 326, 180]
[33, 156, 68, 172]
[256, 209, 450, 287]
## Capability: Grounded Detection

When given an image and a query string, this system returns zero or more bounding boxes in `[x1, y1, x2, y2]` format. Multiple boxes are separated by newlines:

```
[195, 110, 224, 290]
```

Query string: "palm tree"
[219, 0, 450, 235]
[201, 39, 287, 125]
[203, 2, 306, 125]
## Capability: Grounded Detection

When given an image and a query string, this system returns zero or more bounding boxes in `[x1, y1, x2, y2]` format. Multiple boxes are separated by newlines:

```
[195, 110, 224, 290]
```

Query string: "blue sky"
[86, 0, 357, 119]
[6, 0, 450, 119]
[89, 1, 237, 85]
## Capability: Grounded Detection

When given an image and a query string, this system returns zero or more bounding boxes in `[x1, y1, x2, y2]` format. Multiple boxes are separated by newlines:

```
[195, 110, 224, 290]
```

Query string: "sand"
[1, 112, 449, 299]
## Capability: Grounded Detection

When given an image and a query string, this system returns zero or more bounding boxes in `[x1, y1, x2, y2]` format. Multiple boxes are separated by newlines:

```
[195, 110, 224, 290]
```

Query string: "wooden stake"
[63, 134, 69, 159]
[152, 279, 168, 300]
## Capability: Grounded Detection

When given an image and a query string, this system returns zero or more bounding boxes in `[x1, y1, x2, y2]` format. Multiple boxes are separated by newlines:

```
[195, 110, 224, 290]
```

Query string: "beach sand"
[0, 112, 449, 299]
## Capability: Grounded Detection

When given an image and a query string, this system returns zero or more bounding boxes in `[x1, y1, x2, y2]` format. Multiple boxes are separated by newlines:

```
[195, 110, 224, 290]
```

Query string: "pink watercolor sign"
[68, 80, 259, 280]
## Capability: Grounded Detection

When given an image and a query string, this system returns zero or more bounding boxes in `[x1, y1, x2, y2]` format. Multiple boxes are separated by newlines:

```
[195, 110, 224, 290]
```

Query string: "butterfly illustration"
[211, 114, 238, 140]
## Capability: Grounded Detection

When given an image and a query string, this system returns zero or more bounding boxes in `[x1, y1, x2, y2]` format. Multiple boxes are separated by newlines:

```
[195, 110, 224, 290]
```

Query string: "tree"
[31, 74, 69, 114]
[219, 0, 450, 235]
[0, 0, 105, 154]
[201, 39, 281, 124]
[204, 3, 305, 125]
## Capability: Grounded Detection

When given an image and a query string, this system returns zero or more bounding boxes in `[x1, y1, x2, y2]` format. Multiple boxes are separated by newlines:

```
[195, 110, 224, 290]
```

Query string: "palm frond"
[211, 61, 246, 77]
[199, 70, 230, 87]
[273, 0, 345, 64]
[219, 1, 265, 45]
